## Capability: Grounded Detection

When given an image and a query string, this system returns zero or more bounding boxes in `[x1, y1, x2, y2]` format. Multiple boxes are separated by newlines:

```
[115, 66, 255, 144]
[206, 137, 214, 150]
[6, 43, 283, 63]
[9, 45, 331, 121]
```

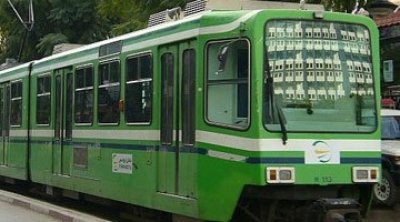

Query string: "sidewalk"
[0, 189, 110, 222]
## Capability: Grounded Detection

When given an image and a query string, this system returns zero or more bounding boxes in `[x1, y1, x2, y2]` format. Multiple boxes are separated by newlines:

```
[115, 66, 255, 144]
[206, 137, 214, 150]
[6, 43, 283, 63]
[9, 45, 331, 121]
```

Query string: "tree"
[97, 0, 188, 36]
[0, 0, 379, 63]
[0, 0, 111, 62]
[322, 0, 375, 12]
[35, 0, 110, 56]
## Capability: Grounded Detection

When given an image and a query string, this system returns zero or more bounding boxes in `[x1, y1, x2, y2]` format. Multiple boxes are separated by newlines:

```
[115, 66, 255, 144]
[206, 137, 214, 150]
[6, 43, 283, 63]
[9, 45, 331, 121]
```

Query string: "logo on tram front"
[312, 141, 332, 163]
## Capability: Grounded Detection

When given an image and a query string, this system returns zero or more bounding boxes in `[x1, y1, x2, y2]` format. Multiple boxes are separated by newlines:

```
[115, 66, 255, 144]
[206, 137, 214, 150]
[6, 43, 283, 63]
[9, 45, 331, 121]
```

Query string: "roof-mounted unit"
[206, 0, 324, 11]
[148, 10, 168, 27]
[148, 7, 182, 27]
[148, 0, 207, 27]
[185, 0, 207, 17]
[147, 0, 324, 27]
[0, 58, 19, 71]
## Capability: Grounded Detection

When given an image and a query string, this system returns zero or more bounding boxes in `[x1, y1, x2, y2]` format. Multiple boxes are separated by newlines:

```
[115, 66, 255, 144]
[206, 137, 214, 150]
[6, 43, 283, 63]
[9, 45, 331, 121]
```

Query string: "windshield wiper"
[264, 63, 274, 123]
[265, 47, 287, 145]
[277, 107, 288, 145]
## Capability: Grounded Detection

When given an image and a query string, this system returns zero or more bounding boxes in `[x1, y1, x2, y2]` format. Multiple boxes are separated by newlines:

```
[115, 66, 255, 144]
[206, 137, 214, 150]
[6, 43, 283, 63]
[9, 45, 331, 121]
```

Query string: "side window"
[37, 75, 51, 125]
[98, 61, 120, 124]
[125, 54, 152, 124]
[206, 40, 250, 128]
[10, 81, 22, 126]
[75, 66, 93, 124]
[182, 49, 196, 145]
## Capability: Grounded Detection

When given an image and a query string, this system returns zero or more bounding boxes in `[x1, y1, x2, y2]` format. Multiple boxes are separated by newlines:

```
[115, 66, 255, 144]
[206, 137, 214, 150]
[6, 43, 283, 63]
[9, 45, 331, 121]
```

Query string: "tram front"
[251, 10, 380, 222]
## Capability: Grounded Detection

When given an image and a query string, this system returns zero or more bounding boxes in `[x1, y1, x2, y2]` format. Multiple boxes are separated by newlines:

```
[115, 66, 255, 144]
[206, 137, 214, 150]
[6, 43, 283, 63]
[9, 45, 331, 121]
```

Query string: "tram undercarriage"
[232, 185, 373, 222]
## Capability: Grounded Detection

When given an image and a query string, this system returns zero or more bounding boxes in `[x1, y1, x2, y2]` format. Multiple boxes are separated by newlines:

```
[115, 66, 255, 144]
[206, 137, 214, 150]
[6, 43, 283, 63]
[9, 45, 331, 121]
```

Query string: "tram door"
[158, 40, 197, 197]
[0, 83, 10, 166]
[53, 68, 73, 175]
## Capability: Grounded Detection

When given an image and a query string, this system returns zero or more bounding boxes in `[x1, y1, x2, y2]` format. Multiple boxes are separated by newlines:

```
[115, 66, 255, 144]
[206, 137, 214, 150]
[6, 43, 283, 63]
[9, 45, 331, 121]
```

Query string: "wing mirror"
[218, 45, 229, 72]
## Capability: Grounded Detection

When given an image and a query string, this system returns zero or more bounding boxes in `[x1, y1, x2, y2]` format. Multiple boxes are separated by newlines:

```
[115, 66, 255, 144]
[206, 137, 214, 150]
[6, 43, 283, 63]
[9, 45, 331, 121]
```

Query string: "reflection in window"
[37, 75, 51, 125]
[126, 54, 152, 123]
[206, 40, 249, 128]
[264, 20, 376, 132]
[75, 67, 93, 124]
[10, 81, 22, 126]
[98, 61, 120, 123]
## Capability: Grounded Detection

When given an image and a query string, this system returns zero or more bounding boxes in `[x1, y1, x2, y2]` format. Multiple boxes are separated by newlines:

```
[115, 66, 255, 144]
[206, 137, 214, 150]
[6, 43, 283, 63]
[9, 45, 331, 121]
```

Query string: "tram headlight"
[266, 167, 295, 184]
[356, 170, 368, 180]
[279, 170, 292, 181]
[352, 167, 379, 183]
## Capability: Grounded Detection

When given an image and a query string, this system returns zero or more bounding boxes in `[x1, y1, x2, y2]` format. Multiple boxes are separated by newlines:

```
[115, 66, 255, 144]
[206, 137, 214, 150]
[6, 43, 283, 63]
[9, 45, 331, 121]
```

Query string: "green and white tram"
[0, 1, 381, 221]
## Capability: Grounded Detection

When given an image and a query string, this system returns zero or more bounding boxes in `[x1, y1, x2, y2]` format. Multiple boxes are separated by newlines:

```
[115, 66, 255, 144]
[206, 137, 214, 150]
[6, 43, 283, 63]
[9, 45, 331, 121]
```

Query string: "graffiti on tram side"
[112, 154, 133, 174]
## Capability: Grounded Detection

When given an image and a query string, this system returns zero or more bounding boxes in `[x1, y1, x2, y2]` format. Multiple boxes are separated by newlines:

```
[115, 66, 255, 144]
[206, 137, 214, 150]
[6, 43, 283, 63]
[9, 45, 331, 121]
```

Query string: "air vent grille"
[185, 0, 207, 17]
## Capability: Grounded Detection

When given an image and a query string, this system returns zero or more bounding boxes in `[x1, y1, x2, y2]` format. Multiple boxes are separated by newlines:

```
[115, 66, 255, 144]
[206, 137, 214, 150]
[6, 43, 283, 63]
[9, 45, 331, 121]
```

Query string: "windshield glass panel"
[264, 20, 376, 132]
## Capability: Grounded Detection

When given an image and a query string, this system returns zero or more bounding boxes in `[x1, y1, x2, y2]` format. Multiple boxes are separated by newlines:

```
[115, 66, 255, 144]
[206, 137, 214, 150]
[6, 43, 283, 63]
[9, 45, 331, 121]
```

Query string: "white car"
[374, 109, 400, 206]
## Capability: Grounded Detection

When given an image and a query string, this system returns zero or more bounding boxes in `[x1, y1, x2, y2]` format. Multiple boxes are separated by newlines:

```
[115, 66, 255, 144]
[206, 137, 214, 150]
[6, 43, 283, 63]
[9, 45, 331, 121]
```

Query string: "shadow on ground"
[367, 205, 400, 222]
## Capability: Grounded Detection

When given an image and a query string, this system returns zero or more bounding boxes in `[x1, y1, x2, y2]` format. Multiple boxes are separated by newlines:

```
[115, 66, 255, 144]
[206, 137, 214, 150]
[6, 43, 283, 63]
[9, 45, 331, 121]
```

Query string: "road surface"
[0, 200, 60, 222]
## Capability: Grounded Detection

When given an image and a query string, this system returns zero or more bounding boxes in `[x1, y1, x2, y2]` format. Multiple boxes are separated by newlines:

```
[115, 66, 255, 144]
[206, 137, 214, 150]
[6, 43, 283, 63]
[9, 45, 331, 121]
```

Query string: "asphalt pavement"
[367, 205, 400, 222]
[0, 189, 110, 222]
[0, 200, 60, 222]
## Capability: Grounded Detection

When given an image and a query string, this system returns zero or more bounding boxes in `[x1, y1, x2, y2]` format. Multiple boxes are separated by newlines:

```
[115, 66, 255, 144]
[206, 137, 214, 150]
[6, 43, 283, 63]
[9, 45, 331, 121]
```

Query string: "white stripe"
[199, 10, 260, 35]
[196, 131, 380, 152]
[73, 130, 160, 141]
[208, 150, 247, 162]
[0, 72, 29, 82]
[30, 130, 53, 138]
[9, 130, 28, 138]
[123, 29, 199, 52]
[32, 54, 97, 74]
[123, 10, 260, 52]
[0, 63, 30, 76]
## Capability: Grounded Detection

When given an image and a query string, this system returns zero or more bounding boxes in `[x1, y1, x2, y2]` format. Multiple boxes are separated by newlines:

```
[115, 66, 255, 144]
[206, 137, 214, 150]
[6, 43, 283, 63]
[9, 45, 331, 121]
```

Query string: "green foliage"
[322, 0, 373, 12]
[0, 0, 377, 63]
[0, 0, 110, 61]
[97, 0, 188, 36]
[36, 33, 68, 55]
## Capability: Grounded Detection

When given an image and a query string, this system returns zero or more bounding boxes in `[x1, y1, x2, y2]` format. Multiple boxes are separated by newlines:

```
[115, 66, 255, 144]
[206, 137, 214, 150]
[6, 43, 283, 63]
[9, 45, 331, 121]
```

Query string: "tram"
[0, 0, 381, 221]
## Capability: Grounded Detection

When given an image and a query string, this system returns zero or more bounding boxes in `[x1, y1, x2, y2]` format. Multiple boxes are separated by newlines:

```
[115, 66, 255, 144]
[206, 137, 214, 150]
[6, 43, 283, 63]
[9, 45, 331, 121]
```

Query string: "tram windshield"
[264, 20, 377, 132]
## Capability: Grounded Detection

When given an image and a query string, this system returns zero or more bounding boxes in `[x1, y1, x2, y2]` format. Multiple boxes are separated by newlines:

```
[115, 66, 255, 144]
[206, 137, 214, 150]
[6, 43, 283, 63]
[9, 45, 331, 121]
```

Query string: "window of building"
[75, 66, 93, 124]
[98, 61, 120, 124]
[37, 75, 51, 125]
[10, 81, 22, 126]
[125, 54, 152, 124]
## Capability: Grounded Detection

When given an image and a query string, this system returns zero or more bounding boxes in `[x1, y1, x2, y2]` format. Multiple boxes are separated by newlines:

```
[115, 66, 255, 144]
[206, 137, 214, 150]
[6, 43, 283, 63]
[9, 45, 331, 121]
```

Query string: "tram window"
[10, 81, 22, 126]
[65, 73, 73, 139]
[75, 66, 93, 124]
[182, 49, 196, 145]
[98, 61, 120, 124]
[125, 54, 152, 124]
[206, 40, 250, 129]
[161, 53, 174, 145]
[36, 75, 51, 125]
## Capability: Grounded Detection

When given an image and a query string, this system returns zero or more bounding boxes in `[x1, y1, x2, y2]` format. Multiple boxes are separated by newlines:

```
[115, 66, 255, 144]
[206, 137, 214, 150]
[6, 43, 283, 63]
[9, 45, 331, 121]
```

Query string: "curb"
[0, 190, 111, 222]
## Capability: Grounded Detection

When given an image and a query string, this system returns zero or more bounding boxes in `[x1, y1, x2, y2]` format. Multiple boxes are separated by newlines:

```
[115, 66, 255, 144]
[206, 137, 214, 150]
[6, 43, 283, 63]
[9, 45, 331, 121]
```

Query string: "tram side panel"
[29, 71, 57, 184]
[27, 48, 184, 213]
[0, 66, 30, 181]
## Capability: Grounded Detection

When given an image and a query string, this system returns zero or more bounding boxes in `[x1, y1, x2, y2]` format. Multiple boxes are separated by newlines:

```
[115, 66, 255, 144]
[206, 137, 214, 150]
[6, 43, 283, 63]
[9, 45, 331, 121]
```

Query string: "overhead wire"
[7, 0, 34, 31]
